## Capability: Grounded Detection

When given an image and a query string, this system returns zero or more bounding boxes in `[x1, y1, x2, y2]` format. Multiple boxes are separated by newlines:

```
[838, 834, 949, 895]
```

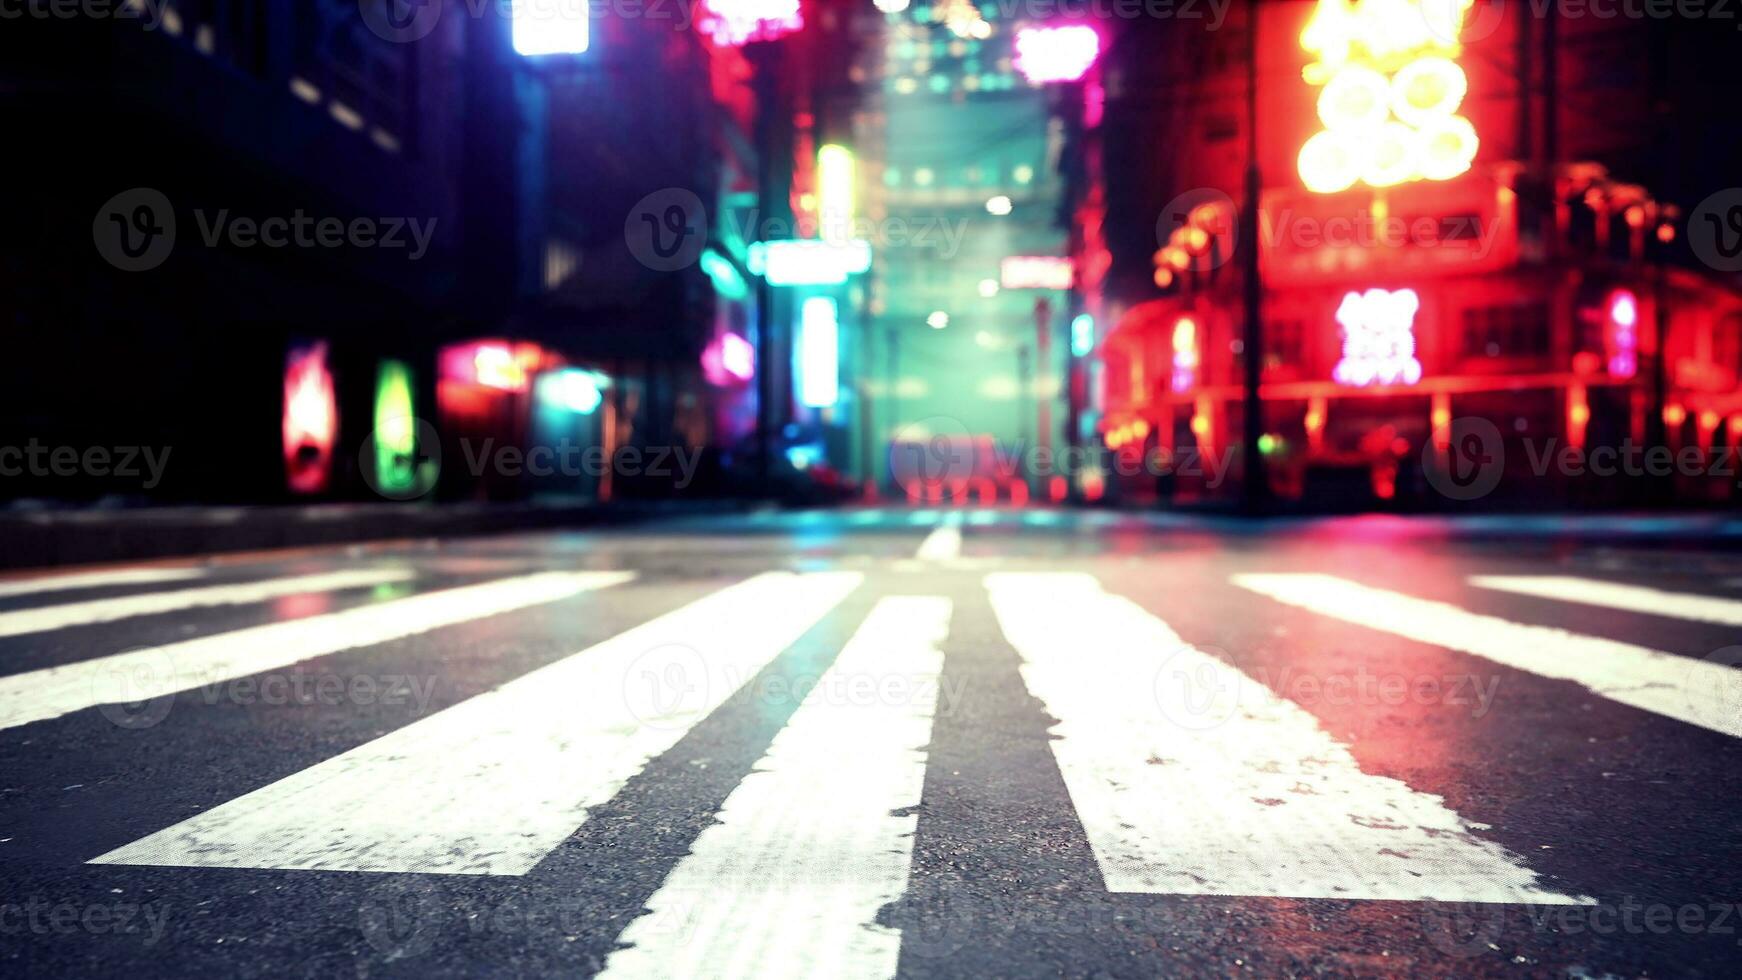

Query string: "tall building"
[852, 1, 1072, 500]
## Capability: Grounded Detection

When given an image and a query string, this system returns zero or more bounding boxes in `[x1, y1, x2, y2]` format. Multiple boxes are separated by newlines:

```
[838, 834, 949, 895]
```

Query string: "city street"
[1, 509, 1738, 978]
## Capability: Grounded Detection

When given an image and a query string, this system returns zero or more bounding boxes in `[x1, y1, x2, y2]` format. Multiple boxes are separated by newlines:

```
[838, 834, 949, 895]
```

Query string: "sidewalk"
[0, 499, 747, 570]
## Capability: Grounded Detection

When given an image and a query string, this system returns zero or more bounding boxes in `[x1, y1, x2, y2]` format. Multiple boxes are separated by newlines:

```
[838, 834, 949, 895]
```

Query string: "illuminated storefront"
[1096, 0, 1742, 506]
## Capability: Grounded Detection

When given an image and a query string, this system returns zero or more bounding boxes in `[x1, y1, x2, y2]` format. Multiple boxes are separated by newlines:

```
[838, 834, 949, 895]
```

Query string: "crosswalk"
[94, 571, 860, 875]
[1, 559, 1738, 973]
[988, 572, 1589, 904]
[1231, 573, 1742, 739]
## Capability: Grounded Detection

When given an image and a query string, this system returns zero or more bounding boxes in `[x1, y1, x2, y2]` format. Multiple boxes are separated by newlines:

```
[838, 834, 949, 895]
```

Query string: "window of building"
[1716, 313, 1742, 379]
[1461, 303, 1552, 360]
[1264, 319, 1306, 373]
[1203, 113, 1239, 143]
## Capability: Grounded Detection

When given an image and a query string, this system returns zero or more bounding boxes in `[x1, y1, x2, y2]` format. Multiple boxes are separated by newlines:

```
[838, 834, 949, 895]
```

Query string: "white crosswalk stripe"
[601, 596, 950, 980]
[92, 571, 862, 876]
[1233, 573, 1742, 740]
[915, 514, 963, 560]
[0, 571, 632, 732]
[32, 564, 1742, 962]
[988, 572, 1590, 904]
[1470, 574, 1742, 626]
[0, 568, 415, 639]
[0, 566, 207, 598]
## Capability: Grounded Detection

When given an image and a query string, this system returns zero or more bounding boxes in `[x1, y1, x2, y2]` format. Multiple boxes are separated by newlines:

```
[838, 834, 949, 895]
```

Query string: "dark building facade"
[0, 0, 737, 505]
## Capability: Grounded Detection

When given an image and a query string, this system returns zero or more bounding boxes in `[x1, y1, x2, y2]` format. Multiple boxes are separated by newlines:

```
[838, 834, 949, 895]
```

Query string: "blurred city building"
[0, 0, 743, 505]
[1076, 0, 1742, 510]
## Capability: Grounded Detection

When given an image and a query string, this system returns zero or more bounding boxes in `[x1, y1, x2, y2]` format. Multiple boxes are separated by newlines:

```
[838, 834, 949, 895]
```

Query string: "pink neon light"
[1171, 316, 1198, 393]
[1013, 25, 1101, 85]
[702, 332, 756, 386]
[283, 341, 338, 495]
[1607, 289, 1639, 379]
[697, 0, 802, 47]
[1332, 288, 1423, 387]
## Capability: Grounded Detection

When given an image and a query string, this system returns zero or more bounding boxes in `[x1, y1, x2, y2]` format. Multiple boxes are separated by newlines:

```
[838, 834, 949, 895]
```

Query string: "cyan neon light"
[701, 248, 749, 301]
[749, 239, 872, 286]
[798, 297, 840, 408]
[537, 368, 606, 415]
[1071, 314, 1095, 357]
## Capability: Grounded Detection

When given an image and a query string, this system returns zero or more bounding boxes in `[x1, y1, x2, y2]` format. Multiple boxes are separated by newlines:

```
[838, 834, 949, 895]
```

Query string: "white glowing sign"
[1332, 287, 1422, 386]
[698, 0, 802, 47]
[999, 255, 1074, 290]
[512, 0, 589, 56]
[748, 239, 872, 286]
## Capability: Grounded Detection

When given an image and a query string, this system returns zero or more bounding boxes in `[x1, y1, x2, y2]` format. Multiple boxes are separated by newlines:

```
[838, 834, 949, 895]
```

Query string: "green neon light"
[373, 360, 419, 496]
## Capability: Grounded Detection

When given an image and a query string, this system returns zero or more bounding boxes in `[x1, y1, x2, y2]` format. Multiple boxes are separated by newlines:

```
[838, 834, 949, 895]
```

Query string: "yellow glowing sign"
[1298, 0, 1479, 194]
[817, 144, 855, 235]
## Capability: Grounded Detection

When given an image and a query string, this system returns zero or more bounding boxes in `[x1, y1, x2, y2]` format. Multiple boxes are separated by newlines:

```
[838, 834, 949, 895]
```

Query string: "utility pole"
[1034, 297, 1054, 475]
[1017, 343, 1033, 490]
[745, 41, 786, 497]
[1239, 5, 1267, 514]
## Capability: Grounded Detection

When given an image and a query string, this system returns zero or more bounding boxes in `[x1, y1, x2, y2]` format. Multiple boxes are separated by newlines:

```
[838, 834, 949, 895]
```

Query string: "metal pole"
[1034, 297, 1054, 475]
[1017, 343, 1033, 490]
[747, 43, 782, 498]
[1240, 6, 1267, 514]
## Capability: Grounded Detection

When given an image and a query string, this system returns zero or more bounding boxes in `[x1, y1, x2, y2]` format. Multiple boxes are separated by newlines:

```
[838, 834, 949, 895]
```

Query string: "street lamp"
[511, 0, 590, 57]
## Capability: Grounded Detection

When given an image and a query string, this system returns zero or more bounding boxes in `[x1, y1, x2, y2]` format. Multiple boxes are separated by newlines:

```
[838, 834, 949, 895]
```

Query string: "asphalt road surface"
[2, 508, 1740, 978]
